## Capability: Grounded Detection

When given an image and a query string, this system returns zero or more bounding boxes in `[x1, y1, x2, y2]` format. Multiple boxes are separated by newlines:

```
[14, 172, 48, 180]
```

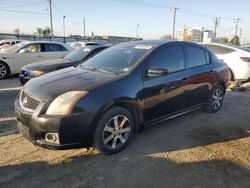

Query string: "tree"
[160, 34, 172, 40]
[34, 27, 51, 37]
[35, 27, 43, 36]
[219, 37, 228, 44]
[42, 27, 51, 37]
[229, 35, 240, 46]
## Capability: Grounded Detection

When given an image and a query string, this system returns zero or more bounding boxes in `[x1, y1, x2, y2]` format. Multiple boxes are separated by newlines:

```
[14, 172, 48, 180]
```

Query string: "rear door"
[42, 43, 69, 59]
[185, 44, 216, 107]
[143, 44, 190, 123]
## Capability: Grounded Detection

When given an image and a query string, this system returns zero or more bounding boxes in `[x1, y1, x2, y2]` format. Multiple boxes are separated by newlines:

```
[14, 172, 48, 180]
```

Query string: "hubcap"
[102, 115, 131, 150]
[212, 88, 223, 110]
[0, 64, 7, 79]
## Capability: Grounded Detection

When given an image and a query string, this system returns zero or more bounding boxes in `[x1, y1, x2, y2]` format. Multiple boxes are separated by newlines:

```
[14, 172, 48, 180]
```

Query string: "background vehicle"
[68, 41, 99, 49]
[0, 41, 74, 79]
[202, 43, 250, 85]
[15, 40, 228, 154]
[19, 45, 109, 84]
[0, 39, 26, 51]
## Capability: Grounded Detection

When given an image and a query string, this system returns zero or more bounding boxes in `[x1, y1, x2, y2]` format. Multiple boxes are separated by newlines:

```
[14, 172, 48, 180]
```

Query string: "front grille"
[20, 90, 40, 110]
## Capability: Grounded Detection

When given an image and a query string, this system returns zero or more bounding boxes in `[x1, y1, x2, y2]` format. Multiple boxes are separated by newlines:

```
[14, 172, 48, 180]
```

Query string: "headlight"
[46, 91, 88, 115]
[28, 70, 44, 77]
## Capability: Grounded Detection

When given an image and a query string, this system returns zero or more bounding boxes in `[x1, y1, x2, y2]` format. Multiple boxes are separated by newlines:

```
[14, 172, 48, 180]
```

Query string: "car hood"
[24, 66, 120, 102]
[23, 58, 75, 71]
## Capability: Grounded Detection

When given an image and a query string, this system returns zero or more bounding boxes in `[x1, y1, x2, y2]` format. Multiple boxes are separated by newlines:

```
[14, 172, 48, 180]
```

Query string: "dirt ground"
[0, 78, 250, 188]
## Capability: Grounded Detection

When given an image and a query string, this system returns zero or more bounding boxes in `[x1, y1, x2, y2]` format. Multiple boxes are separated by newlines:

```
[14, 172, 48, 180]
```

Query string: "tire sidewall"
[207, 85, 225, 113]
[94, 106, 135, 154]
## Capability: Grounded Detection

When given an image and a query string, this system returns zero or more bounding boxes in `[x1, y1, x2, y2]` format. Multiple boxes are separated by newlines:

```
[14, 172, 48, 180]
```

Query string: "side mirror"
[19, 48, 28, 54]
[147, 68, 168, 78]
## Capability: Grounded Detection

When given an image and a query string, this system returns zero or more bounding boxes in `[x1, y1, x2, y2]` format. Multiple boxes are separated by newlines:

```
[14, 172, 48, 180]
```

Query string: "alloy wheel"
[102, 115, 131, 150]
[0, 64, 7, 79]
[212, 88, 223, 110]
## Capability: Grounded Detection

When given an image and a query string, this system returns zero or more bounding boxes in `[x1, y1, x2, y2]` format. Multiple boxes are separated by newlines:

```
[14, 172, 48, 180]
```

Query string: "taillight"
[240, 57, 250, 62]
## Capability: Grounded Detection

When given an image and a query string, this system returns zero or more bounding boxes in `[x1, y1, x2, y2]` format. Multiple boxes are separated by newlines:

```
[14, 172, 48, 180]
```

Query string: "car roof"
[119, 40, 201, 47]
[22, 41, 67, 45]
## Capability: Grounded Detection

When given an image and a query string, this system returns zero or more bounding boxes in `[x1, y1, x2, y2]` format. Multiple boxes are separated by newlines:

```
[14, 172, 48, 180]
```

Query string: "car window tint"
[148, 46, 185, 73]
[44, 44, 66, 52]
[205, 50, 210, 64]
[204, 45, 235, 54]
[186, 46, 207, 68]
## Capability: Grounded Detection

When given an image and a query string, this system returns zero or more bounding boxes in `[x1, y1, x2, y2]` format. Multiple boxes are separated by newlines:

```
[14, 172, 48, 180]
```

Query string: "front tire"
[94, 107, 134, 154]
[205, 85, 225, 113]
[0, 62, 8, 79]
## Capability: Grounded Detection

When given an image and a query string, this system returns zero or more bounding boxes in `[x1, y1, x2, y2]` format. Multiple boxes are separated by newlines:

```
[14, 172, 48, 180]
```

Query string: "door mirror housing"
[147, 68, 168, 78]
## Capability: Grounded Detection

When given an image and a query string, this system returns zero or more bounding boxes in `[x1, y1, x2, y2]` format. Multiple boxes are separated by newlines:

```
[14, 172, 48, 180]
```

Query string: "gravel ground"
[0, 78, 249, 188]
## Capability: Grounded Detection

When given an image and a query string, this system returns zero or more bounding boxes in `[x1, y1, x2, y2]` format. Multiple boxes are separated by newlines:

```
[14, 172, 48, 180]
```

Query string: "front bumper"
[15, 94, 95, 149]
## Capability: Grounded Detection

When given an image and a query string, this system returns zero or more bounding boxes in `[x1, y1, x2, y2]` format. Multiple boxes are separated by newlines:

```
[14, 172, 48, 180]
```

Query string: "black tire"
[0, 62, 8, 79]
[94, 106, 134, 154]
[205, 85, 225, 113]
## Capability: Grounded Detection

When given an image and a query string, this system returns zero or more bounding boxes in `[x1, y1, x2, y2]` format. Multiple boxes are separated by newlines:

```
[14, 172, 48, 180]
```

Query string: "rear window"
[186, 46, 207, 68]
[204, 44, 235, 54]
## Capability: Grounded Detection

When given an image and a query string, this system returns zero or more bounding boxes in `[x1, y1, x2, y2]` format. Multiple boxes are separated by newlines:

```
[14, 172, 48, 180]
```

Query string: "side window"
[205, 45, 235, 55]
[186, 46, 207, 68]
[20, 44, 41, 53]
[44, 44, 67, 52]
[148, 46, 185, 73]
[205, 50, 210, 64]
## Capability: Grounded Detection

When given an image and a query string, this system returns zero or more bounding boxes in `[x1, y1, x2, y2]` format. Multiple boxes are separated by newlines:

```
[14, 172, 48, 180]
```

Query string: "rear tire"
[94, 107, 134, 154]
[0, 62, 8, 79]
[205, 85, 224, 113]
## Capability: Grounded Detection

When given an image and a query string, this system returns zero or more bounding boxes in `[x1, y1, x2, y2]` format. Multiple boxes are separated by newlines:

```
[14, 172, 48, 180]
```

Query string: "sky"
[0, 0, 250, 43]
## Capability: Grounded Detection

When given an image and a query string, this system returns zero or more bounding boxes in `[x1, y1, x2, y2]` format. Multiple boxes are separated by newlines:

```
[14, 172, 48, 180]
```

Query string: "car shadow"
[0, 154, 249, 187]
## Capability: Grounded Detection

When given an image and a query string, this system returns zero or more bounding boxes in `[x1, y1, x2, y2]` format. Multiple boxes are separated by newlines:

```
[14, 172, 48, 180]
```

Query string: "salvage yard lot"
[0, 77, 250, 188]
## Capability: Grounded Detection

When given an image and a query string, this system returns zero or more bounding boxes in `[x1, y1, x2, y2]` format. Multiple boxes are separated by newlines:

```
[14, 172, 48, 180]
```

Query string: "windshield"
[65, 47, 92, 61]
[237, 47, 250, 53]
[4, 42, 26, 53]
[80, 43, 153, 74]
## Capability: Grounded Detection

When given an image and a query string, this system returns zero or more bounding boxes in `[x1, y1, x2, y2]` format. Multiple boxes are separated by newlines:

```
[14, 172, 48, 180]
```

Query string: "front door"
[143, 45, 189, 124]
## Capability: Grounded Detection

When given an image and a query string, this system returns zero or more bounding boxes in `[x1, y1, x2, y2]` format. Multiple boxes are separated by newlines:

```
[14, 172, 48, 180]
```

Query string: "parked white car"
[202, 43, 250, 85]
[0, 41, 74, 79]
[68, 42, 99, 49]
[0, 39, 26, 51]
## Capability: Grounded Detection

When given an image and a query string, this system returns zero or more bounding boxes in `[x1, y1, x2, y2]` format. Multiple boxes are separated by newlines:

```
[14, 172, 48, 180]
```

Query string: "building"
[203, 30, 216, 43]
[178, 27, 203, 43]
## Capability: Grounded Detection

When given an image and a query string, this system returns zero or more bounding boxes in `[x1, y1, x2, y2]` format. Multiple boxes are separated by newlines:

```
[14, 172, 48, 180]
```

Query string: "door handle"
[209, 70, 215, 74]
[38, 55, 42, 58]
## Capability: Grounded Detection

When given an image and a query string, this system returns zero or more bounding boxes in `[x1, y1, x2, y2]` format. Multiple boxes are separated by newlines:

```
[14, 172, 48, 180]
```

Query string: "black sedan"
[19, 45, 108, 84]
[15, 40, 228, 154]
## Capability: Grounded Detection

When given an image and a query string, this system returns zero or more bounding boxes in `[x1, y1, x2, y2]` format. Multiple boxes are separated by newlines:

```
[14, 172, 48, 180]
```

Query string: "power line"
[0, 1, 47, 9]
[0, 9, 48, 15]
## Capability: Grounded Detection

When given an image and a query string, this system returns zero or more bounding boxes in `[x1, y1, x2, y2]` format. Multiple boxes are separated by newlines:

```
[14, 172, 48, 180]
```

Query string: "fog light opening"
[45, 133, 59, 143]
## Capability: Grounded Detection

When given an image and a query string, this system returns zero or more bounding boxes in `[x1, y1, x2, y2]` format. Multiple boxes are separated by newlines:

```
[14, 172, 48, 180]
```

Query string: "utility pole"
[172, 7, 178, 39]
[63, 16, 66, 43]
[234, 18, 240, 45]
[48, 0, 53, 36]
[83, 18, 86, 38]
[213, 17, 220, 39]
[136, 24, 139, 38]
[239, 28, 242, 44]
